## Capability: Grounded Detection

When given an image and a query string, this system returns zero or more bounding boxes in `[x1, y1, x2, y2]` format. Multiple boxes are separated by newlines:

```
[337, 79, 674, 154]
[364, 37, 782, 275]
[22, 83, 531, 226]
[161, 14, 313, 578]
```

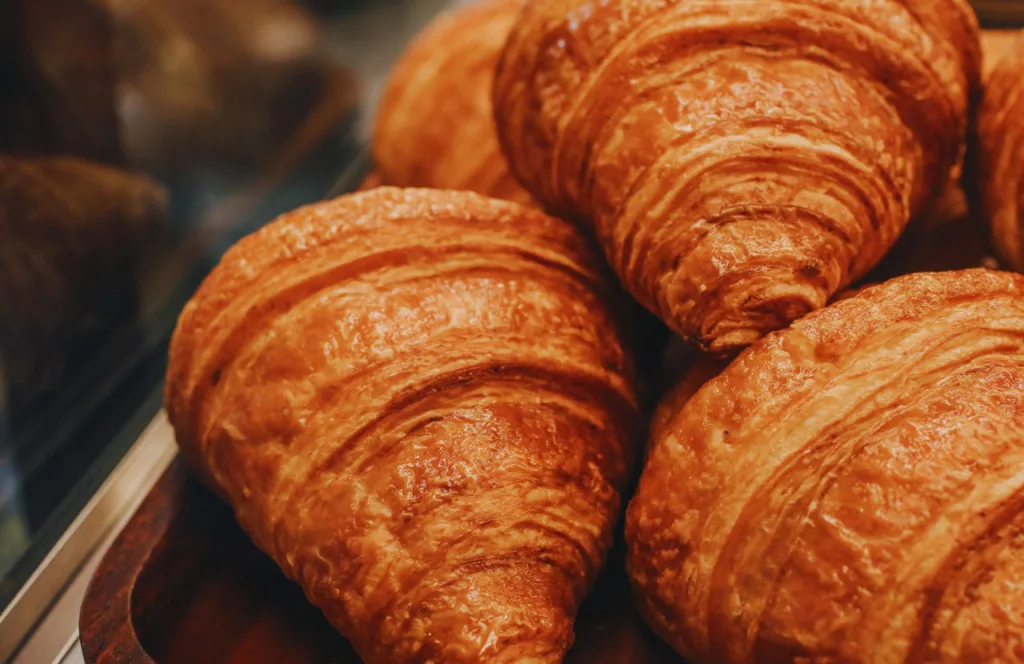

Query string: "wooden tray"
[80, 457, 683, 664]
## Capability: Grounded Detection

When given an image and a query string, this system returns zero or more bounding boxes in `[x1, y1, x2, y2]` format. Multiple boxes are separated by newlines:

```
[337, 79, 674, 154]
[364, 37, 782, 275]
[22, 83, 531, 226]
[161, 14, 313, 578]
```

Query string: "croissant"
[494, 0, 981, 353]
[975, 31, 1024, 271]
[0, 155, 166, 406]
[627, 268, 1024, 663]
[373, 0, 533, 205]
[165, 187, 641, 663]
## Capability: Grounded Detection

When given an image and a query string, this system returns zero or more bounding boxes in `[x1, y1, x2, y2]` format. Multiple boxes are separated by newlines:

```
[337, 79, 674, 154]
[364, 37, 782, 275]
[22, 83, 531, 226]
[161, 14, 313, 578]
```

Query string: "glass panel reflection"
[0, 0, 382, 613]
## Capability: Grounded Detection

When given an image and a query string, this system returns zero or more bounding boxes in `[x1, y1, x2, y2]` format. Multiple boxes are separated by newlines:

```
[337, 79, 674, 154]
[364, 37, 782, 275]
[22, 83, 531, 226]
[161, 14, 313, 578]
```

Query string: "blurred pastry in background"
[982, 28, 1024, 78]
[103, 0, 339, 180]
[373, 0, 533, 205]
[975, 30, 1024, 271]
[865, 213, 996, 282]
[356, 169, 385, 192]
[0, 0, 123, 165]
[0, 156, 167, 408]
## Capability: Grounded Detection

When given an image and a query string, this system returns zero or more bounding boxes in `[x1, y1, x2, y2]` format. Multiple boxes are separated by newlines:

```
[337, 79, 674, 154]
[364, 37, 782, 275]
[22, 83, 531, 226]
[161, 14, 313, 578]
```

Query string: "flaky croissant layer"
[165, 188, 641, 664]
[628, 269, 1024, 663]
[495, 0, 981, 353]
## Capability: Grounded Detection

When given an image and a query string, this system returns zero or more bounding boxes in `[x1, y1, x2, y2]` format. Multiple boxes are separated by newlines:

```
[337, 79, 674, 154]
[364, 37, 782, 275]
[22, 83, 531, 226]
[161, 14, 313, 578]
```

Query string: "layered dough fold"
[495, 0, 980, 352]
[166, 188, 640, 664]
[628, 269, 1024, 663]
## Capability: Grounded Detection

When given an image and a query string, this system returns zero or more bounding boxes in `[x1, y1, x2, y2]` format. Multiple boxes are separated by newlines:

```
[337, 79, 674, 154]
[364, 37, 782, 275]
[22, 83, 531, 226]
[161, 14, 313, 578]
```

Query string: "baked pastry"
[627, 268, 1024, 663]
[0, 156, 166, 406]
[975, 31, 1024, 271]
[165, 187, 641, 663]
[373, 0, 532, 205]
[494, 0, 981, 353]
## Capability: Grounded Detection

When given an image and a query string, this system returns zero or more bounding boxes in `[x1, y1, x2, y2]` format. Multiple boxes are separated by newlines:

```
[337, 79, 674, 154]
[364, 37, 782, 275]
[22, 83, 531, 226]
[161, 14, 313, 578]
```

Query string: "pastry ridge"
[495, 0, 980, 352]
[627, 268, 1024, 663]
[166, 187, 641, 664]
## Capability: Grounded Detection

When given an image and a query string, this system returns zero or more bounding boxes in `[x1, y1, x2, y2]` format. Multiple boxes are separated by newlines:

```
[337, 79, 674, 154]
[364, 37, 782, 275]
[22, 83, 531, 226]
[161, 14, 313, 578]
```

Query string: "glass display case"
[0, 0, 1021, 662]
[0, 1, 458, 660]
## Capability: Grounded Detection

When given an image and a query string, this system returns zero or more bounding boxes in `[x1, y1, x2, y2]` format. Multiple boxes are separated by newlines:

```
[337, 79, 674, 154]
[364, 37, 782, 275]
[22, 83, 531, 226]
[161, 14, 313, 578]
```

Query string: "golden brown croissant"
[495, 0, 981, 353]
[373, 0, 533, 205]
[165, 187, 641, 663]
[975, 31, 1024, 271]
[100, 0, 329, 178]
[627, 268, 1024, 663]
[0, 155, 166, 405]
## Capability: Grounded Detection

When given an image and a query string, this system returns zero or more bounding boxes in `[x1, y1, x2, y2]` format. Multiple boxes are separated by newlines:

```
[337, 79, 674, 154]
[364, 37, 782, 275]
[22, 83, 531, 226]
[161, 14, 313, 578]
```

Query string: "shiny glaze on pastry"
[165, 187, 641, 663]
[494, 0, 981, 353]
[627, 269, 1024, 663]
[373, 0, 532, 205]
[976, 31, 1024, 271]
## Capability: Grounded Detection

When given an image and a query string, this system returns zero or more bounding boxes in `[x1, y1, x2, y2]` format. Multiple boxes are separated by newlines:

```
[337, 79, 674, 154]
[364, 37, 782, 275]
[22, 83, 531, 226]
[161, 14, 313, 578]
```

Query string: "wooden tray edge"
[79, 457, 189, 664]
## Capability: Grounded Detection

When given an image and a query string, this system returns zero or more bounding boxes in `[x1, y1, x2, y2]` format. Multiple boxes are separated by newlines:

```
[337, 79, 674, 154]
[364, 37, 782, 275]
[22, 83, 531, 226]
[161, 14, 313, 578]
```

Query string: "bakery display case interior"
[1, 0, 1024, 663]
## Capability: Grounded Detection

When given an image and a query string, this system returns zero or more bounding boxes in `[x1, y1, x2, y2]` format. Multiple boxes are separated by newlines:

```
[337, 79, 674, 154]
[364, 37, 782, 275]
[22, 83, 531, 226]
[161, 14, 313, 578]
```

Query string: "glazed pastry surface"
[373, 0, 532, 205]
[495, 0, 980, 352]
[627, 269, 1024, 663]
[976, 31, 1024, 271]
[165, 187, 640, 663]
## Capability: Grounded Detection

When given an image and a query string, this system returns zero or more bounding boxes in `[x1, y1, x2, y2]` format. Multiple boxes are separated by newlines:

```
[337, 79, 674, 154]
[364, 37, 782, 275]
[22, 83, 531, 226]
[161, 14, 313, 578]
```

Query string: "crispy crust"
[628, 268, 1024, 663]
[165, 187, 641, 663]
[495, 0, 980, 353]
[372, 0, 533, 205]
